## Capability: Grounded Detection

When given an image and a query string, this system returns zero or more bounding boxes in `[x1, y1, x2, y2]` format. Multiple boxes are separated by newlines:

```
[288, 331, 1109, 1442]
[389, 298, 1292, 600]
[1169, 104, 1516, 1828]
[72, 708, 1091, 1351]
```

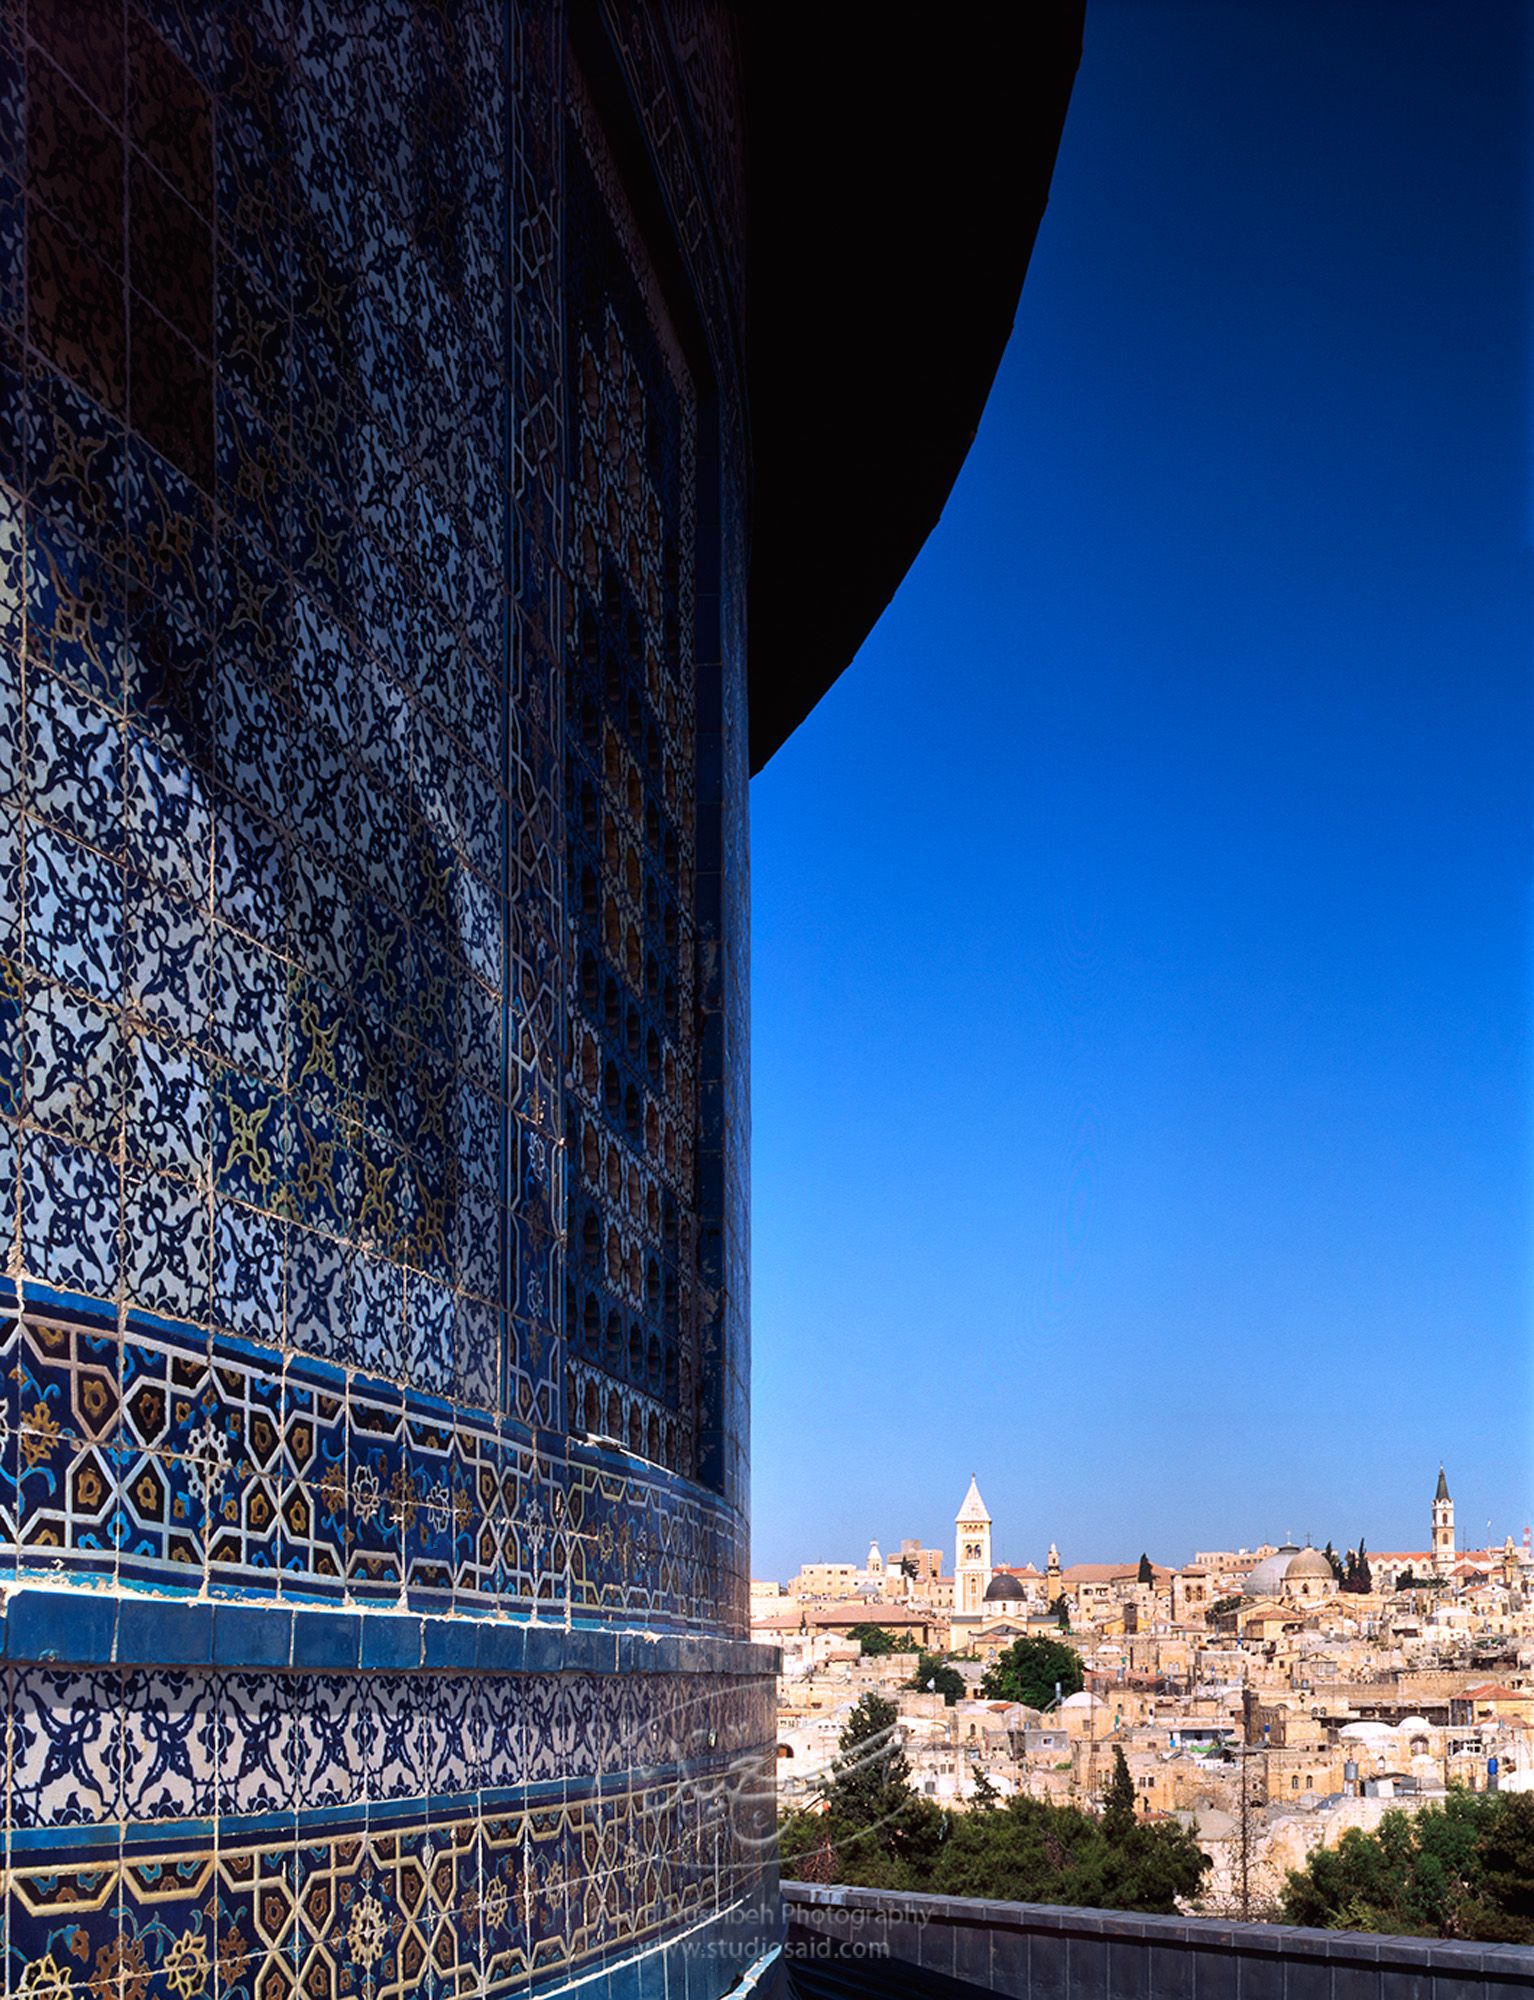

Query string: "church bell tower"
[955, 1476, 993, 1617]
[1432, 1465, 1455, 1571]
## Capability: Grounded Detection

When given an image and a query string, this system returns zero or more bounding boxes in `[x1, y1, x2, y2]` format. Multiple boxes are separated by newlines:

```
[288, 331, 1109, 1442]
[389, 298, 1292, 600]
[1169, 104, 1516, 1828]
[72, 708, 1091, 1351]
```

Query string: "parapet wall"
[783, 1883, 1534, 2000]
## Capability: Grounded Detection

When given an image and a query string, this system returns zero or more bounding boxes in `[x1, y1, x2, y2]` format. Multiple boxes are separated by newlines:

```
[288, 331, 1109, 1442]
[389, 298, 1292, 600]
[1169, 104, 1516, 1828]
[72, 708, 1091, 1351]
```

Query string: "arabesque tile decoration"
[0, 0, 769, 1991]
[1, 1639, 776, 1999]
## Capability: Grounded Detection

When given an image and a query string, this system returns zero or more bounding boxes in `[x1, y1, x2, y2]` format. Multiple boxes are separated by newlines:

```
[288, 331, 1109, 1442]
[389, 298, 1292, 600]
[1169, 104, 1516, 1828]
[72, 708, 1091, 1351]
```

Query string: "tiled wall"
[0, 0, 766, 1991]
[3, 1629, 777, 2000]
[0, 1285, 746, 1623]
[5, 0, 519, 1405]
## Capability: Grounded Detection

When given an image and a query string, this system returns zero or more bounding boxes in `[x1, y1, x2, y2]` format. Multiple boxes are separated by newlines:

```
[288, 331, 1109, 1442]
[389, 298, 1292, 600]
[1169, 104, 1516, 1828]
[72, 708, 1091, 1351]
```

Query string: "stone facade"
[0, 1, 770, 1993]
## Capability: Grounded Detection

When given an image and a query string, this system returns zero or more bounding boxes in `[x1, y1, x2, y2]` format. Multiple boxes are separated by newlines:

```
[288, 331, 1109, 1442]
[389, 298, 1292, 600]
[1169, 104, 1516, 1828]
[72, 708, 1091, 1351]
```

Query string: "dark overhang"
[743, 7, 1086, 772]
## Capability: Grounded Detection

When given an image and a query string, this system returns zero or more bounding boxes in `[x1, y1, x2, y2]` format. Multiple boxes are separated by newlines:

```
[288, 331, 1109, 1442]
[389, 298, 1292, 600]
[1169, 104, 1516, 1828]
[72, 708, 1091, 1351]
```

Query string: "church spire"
[953, 1477, 994, 1620]
[1432, 1465, 1455, 1569]
[956, 1474, 990, 1523]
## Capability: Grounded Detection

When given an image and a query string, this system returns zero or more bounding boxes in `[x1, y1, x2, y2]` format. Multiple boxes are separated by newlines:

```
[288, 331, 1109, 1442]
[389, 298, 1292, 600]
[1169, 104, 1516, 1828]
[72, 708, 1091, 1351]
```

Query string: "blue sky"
[748, 0, 1534, 1579]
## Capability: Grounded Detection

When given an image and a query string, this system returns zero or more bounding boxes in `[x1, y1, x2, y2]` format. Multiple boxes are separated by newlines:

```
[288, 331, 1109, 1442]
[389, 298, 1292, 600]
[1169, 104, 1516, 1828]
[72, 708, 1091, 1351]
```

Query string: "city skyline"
[750, 0, 1534, 1582]
[756, 1463, 1530, 1587]
[770, 1446, 1534, 1926]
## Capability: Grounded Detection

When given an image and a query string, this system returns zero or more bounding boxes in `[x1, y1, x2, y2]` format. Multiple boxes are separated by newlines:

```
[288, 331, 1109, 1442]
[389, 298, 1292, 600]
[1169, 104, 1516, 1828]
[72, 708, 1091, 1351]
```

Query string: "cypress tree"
[1102, 1745, 1138, 1839]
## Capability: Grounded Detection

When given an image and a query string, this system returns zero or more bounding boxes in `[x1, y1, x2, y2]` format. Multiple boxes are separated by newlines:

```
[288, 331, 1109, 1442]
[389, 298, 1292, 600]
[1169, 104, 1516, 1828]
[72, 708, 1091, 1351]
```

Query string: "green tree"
[1471, 1791, 1534, 1941]
[905, 1650, 966, 1705]
[1282, 1793, 1534, 1942]
[824, 1693, 910, 1826]
[1051, 1594, 1072, 1631]
[928, 1794, 1209, 1912]
[782, 1746, 1211, 1912]
[970, 1764, 1001, 1811]
[1137, 1552, 1155, 1586]
[1207, 1594, 1243, 1620]
[1323, 1540, 1346, 1584]
[777, 1807, 840, 1881]
[779, 1692, 947, 1889]
[856, 1624, 914, 1657]
[1101, 1745, 1137, 1838]
[980, 1635, 1083, 1710]
[1342, 1539, 1374, 1594]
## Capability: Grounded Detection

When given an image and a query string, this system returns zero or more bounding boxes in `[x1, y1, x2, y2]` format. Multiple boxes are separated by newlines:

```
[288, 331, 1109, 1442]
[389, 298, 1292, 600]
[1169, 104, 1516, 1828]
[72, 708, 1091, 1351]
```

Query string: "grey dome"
[1285, 1548, 1333, 1582]
[984, 1573, 1028, 1602]
[1243, 1547, 1301, 1599]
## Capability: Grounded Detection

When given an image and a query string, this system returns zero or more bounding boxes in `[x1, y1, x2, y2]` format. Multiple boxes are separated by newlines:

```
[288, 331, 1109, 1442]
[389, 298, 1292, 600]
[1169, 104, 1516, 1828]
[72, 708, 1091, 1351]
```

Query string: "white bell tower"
[1432, 1465, 1455, 1571]
[955, 1475, 993, 1617]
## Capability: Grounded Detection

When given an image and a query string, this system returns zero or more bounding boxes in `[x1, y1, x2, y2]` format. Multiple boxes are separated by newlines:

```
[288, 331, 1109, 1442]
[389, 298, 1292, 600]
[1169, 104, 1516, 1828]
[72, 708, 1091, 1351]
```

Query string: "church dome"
[984, 1573, 1027, 1603]
[1284, 1548, 1333, 1583]
[1243, 1548, 1300, 1599]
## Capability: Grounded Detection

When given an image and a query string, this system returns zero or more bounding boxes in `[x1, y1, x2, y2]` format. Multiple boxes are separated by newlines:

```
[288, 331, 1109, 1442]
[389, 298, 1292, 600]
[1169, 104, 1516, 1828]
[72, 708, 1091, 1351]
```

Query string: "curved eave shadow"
[743, 5, 1087, 773]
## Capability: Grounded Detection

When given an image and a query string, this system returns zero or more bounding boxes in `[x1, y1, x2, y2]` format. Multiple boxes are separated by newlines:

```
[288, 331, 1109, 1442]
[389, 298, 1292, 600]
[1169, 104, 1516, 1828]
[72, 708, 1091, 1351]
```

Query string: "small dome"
[1396, 1716, 1432, 1734]
[984, 1573, 1027, 1602]
[1285, 1548, 1334, 1582]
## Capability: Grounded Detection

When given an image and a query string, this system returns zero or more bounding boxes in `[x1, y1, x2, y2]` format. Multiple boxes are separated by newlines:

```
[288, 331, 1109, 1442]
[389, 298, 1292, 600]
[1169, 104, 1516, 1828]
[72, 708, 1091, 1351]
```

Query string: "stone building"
[0, 3, 1080, 1994]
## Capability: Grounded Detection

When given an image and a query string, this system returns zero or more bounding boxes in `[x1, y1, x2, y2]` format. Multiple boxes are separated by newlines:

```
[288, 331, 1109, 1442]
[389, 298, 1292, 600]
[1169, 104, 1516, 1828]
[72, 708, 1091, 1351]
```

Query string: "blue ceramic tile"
[422, 1616, 478, 1671]
[25, 670, 123, 850]
[7, 1586, 117, 1664]
[20, 1131, 121, 1299]
[25, 824, 123, 1002]
[117, 1595, 211, 1665]
[359, 1613, 422, 1671]
[213, 1602, 293, 1668]
[291, 1606, 359, 1671]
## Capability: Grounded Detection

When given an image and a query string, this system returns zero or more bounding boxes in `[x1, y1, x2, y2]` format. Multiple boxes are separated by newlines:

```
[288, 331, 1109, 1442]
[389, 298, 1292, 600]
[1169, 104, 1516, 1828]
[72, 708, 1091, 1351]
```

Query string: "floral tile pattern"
[1, 1662, 777, 1996]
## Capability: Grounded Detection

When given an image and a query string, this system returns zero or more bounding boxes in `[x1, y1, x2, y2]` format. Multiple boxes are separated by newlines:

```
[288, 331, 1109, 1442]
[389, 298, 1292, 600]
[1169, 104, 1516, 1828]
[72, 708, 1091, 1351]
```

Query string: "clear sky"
[749, 0, 1534, 1581]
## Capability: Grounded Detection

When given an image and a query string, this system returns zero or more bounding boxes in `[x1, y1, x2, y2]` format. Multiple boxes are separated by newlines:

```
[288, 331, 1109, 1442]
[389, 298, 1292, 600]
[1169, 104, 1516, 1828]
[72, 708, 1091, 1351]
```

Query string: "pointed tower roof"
[956, 1475, 990, 1524]
[1436, 1465, 1451, 1503]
